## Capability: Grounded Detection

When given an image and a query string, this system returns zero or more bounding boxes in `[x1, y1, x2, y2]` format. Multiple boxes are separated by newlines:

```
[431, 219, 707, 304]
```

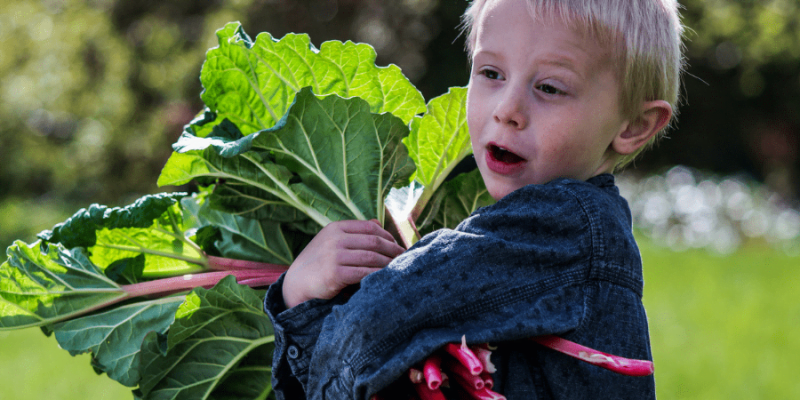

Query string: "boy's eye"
[537, 84, 564, 95]
[480, 69, 502, 80]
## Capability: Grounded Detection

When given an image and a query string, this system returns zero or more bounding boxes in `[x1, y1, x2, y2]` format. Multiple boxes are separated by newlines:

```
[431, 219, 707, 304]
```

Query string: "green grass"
[0, 236, 797, 399]
[640, 238, 800, 399]
[0, 328, 131, 399]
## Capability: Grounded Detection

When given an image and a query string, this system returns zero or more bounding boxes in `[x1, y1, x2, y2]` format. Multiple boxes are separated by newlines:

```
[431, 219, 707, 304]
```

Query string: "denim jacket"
[264, 174, 656, 399]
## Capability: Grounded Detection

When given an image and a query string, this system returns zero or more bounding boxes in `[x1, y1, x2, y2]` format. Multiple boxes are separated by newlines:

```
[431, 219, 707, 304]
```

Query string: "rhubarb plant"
[0, 22, 491, 400]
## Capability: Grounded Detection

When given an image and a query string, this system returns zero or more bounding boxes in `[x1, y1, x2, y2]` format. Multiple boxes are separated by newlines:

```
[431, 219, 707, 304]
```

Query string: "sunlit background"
[1, 0, 798, 399]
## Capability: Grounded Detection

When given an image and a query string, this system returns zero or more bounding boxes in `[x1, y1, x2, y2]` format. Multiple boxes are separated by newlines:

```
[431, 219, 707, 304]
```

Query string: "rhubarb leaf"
[191, 198, 295, 265]
[207, 183, 316, 231]
[403, 87, 472, 218]
[38, 192, 187, 250]
[258, 88, 414, 224]
[192, 22, 424, 139]
[0, 241, 127, 330]
[52, 296, 184, 387]
[417, 169, 495, 236]
[36, 193, 206, 280]
[162, 88, 415, 227]
[136, 276, 274, 400]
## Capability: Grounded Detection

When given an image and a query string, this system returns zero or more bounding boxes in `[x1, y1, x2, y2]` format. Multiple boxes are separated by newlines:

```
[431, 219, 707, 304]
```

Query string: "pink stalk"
[237, 274, 283, 288]
[409, 368, 424, 384]
[423, 354, 443, 390]
[471, 345, 497, 374]
[444, 357, 484, 390]
[123, 270, 273, 299]
[444, 336, 483, 375]
[413, 382, 447, 400]
[531, 335, 655, 377]
[207, 255, 289, 271]
[480, 372, 494, 390]
[456, 385, 507, 400]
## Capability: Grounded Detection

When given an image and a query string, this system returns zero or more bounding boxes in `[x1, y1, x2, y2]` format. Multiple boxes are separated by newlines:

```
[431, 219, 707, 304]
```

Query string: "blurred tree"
[1, 0, 799, 247]
[640, 0, 800, 201]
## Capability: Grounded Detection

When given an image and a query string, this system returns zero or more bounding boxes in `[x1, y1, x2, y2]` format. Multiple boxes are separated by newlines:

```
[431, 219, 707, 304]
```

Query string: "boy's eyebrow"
[538, 55, 584, 79]
[472, 49, 586, 80]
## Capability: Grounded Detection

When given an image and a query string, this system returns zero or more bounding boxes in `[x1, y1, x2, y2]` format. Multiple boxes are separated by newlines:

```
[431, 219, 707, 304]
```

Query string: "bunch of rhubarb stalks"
[372, 336, 504, 400]
[370, 333, 655, 399]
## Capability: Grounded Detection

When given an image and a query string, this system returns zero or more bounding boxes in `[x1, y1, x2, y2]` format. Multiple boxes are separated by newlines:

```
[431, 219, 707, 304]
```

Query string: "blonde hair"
[461, 0, 686, 168]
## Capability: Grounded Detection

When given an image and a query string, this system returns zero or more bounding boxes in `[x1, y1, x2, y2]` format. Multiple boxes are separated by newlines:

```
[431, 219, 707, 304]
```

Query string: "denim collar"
[587, 173, 615, 188]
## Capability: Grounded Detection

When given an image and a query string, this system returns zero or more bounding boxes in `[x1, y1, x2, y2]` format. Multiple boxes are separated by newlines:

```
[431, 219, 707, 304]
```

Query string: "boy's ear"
[612, 100, 673, 155]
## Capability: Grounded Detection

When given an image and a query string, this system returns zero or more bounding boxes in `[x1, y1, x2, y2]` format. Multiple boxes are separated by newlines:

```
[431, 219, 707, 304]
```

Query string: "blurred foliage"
[1, 0, 800, 248]
[645, 0, 800, 201]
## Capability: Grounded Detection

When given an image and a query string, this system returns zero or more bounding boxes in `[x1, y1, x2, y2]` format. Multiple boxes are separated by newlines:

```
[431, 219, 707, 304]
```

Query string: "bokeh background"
[0, 0, 798, 399]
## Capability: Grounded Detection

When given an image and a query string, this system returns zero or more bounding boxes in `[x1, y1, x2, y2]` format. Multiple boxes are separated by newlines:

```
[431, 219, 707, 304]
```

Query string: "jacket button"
[287, 345, 300, 359]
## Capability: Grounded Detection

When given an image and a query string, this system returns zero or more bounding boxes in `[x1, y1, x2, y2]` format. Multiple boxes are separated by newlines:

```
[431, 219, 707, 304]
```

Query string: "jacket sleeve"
[263, 272, 349, 399]
[303, 185, 597, 399]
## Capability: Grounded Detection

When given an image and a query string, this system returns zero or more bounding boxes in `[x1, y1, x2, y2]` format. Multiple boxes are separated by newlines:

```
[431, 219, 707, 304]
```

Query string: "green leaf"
[35, 193, 207, 280]
[207, 183, 311, 226]
[403, 87, 472, 218]
[259, 88, 415, 224]
[157, 152, 213, 187]
[0, 241, 127, 330]
[137, 276, 274, 400]
[38, 193, 187, 250]
[162, 88, 415, 227]
[417, 169, 495, 236]
[192, 22, 424, 138]
[52, 296, 185, 387]
[89, 214, 207, 278]
[191, 198, 295, 265]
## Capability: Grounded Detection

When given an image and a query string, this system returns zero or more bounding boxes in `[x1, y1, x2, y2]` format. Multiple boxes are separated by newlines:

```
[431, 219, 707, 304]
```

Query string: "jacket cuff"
[264, 273, 349, 392]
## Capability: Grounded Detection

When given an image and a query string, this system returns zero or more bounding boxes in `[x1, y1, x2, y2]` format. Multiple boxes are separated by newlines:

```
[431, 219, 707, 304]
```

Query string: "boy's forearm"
[264, 273, 350, 397]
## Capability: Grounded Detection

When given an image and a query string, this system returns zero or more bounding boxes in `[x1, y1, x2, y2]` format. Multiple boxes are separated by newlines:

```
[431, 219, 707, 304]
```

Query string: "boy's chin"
[477, 170, 524, 200]
[484, 181, 521, 201]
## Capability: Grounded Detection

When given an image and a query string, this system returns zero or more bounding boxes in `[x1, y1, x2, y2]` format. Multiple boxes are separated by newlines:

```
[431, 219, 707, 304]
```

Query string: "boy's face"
[467, 0, 629, 200]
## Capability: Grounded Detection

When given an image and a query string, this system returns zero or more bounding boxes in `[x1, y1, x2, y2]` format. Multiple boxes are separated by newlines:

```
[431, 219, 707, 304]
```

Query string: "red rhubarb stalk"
[531, 335, 655, 377]
[207, 255, 289, 271]
[471, 345, 497, 374]
[444, 357, 484, 390]
[413, 382, 447, 400]
[237, 274, 283, 288]
[457, 386, 507, 400]
[423, 354, 443, 390]
[444, 336, 483, 375]
[480, 372, 494, 390]
[123, 270, 271, 298]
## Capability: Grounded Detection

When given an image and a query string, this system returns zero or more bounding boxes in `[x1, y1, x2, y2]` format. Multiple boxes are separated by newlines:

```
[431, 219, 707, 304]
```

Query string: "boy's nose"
[492, 88, 527, 129]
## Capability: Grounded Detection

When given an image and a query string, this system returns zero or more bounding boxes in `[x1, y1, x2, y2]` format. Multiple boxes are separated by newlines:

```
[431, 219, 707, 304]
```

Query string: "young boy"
[264, 0, 684, 398]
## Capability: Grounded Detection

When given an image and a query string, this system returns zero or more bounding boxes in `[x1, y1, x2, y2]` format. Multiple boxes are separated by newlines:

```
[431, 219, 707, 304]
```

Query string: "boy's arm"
[282, 219, 405, 308]
[300, 182, 651, 399]
[263, 219, 405, 399]
[301, 227, 591, 399]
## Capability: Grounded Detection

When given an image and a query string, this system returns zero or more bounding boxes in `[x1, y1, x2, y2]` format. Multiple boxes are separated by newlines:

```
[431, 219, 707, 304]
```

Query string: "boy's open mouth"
[488, 144, 525, 164]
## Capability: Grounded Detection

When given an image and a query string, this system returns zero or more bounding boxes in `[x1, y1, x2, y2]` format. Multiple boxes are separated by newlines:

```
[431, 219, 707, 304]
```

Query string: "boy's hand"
[282, 219, 405, 309]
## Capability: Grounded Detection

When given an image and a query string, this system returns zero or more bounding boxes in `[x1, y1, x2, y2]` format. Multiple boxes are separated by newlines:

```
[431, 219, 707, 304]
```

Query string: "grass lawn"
[0, 235, 797, 399]
[640, 238, 800, 399]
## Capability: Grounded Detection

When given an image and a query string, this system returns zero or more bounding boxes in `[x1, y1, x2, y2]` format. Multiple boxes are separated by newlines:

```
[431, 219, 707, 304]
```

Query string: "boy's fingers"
[336, 266, 382, 286]
[336, 249, 396, 268]
[339, 220, 398, 244]
[343, 234, 405, 258]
